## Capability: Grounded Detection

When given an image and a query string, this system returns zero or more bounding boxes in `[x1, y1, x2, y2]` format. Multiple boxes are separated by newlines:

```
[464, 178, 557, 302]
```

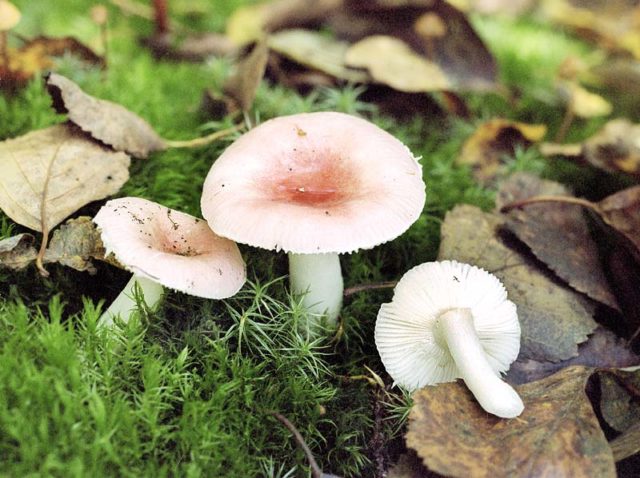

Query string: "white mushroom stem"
[288, 252, 343, 328]
[98, 275, 164, 328]
[437, 308, 524, 418]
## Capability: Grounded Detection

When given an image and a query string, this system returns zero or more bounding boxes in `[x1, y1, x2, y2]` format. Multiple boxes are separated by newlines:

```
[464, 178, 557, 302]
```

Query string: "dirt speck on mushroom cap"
[201, 112, 426, 254]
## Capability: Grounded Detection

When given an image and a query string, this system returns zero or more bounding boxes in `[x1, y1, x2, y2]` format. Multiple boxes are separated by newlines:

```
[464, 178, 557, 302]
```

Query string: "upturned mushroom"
[94, 197, 246, 327]
[201, 112, 426, 329]
[375, 260, 524, 418]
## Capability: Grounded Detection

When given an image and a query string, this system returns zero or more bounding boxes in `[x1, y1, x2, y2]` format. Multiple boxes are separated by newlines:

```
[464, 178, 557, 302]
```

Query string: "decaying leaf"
[344, 35, 450, 92]
[42, 216, 105, 273]
[598, 368, 640, 434]
[0, 36, 104, 90]
[506, 327, 640, 385]
[46, 73, 167, 159]
[439, 204, 597, 361]
[597, 185, 640, 255]
[406, 366, 616, 478]
[223, 40, 270, 112]
[557, 81, 612, 119]
[497, 173, 619, 310]
[0, 124, 130, 233]
[267, 29, 369, 83]
[0, 233, 37, 270]
[540, 0, 640, 59]
[456, 119, 546, 185]
[388, 452, 435, 478]
[541, 119, 640, 178]
[611, 421, 640, 462]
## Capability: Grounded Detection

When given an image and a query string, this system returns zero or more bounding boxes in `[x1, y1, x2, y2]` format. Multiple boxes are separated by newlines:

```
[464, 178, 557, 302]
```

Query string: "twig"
[554, 105, 574, 143]
[268, 411, 323, 478]
[164, 124, 243, 149]
[152, 0, 169, 35]
[500, 195, 599, 214]
[343, 281, 397, 297]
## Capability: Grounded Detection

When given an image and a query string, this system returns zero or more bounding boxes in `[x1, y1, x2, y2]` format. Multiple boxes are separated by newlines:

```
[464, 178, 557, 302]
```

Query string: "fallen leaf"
[506, 327, 640, 385]
[46, 73, 167, 159]
[610, 421, 640, 462]
[344, 35, 450, 92]
[0, 124, 130, 233]
[330, 0, 498, 92]
[0, 233, 37, 270]
[267, 29, 369, 83]
[42, 216, 105, 273]
[598, 368, 640, 434]
[456, 119, 546, 185]
[142, 32, 238, 61]
[497, 173, 619, 310]
[557, 81, 612, 119]
[540, 0, 640, 59]
[541, 119, 640, 178]
[406, 366, 616, 478]
[0, 36, 104, 90]
[388, 452, 436, 478]
[439, 204, 597, 361]
[223, 40, 269, 113]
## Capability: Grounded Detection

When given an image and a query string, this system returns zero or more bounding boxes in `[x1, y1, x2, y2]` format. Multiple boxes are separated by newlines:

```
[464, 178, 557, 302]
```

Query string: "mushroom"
[375, 260, 523, 418]
[94, 197, 246, 327]
[201, 112, 426, 329]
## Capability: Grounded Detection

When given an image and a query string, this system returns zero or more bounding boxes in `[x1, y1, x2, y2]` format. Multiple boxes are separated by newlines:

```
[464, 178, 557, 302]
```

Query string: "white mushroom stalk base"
[437, 308, 524, 418]
[288, 252, 343, 329]
[98, 275, 164, 328]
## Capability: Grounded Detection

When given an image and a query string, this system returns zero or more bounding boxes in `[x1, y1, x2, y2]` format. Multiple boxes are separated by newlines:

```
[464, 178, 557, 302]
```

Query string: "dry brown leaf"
[497, 173, 619, 310]
[0, 36, 104, 91]
[46, 73, 166, 159]
[540, 0, 640, 59]
[506, 327, 640, 385]
[406, 366, 616, 478]
[0, 233, 36, 270]
[557, 81, 612, 119]
[344, 35, 450, 92]
[267, 29, 369, 83]
[224, 40, 269, 112]
[42, 216, 105, 273]
[541, 119, 640, 178]
[439, 204, 597, 361]
[0, 124, 130, 233]
[456, 119, 546, 185]
[598, 186, 640, 254]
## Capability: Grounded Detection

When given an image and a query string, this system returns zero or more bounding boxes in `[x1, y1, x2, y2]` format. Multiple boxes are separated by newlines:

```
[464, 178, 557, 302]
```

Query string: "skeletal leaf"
[46, 73, 167, 159]
[0, 124, 130, 233]
[0, 233, 37, 270]
[407, 366, 616, 478]
[497, 173, 619, 310]
[439, 204, 597, 361]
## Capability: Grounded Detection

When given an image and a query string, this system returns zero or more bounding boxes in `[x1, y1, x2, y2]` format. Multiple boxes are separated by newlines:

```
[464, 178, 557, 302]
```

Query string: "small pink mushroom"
[94, 197, 246, 327]
[201, 112, 426, 329]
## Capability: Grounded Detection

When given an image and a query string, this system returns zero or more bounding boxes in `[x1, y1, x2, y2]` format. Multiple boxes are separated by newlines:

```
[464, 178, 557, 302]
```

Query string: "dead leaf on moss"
[344, 35, 450, 92]
[598, 186, 640, 254]
[267, 29, 369, 83]
[223, 40, 269, 113]
[406, 366, 616, 478]
[439, 204, 597, 361]
[0, 233, 37, 270]
[46, 73, 167, 159]
[557, 81, 612, 119]
[0, 124, 130, 233]
[388, 452, 435, 478]
[506, 327, 640, 385]
[0, 36, 104, 90]
[42, 216, 105, 273]
[611, 421, 640, 462]
[599, 368, 640, 434]
[456, 119, 546, 184]
[541, 119, 640, 178]
[497, 173, 619, 310]
[540, 0, 640, 59]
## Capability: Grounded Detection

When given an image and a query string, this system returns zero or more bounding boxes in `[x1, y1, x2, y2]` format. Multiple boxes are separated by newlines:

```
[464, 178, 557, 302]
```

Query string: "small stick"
[343, 281, 397, 297]
[500, 195, 599, 214]
[164, 124, 243, 149]
[554, 105, 575, 143]
[268, 411, 323, 478]
[0, 32, 9, 71]
[152, 0, 169, 35]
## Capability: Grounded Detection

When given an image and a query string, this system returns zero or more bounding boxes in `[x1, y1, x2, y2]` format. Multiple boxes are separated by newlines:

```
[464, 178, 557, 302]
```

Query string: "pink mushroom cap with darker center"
[94, 197, 246, 299]
[201, 112, 426, 254]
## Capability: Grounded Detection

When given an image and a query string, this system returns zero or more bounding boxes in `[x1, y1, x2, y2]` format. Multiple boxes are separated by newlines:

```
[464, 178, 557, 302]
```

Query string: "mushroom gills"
[436, 308, 524, 418]
[98, 275, 164, 328]
[288, 252, 343, 328]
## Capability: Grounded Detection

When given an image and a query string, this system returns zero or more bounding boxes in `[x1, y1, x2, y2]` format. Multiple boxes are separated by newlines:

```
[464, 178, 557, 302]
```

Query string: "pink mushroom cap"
[201, 112, 426, 254]
[94, 197, 246, 299]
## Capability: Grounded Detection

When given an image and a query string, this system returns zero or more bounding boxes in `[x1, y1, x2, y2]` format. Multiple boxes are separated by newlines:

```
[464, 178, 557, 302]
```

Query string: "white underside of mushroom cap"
[201, 112, 426, 254]
[375, 260, 520, 391]
[94, 197, 246, 299]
